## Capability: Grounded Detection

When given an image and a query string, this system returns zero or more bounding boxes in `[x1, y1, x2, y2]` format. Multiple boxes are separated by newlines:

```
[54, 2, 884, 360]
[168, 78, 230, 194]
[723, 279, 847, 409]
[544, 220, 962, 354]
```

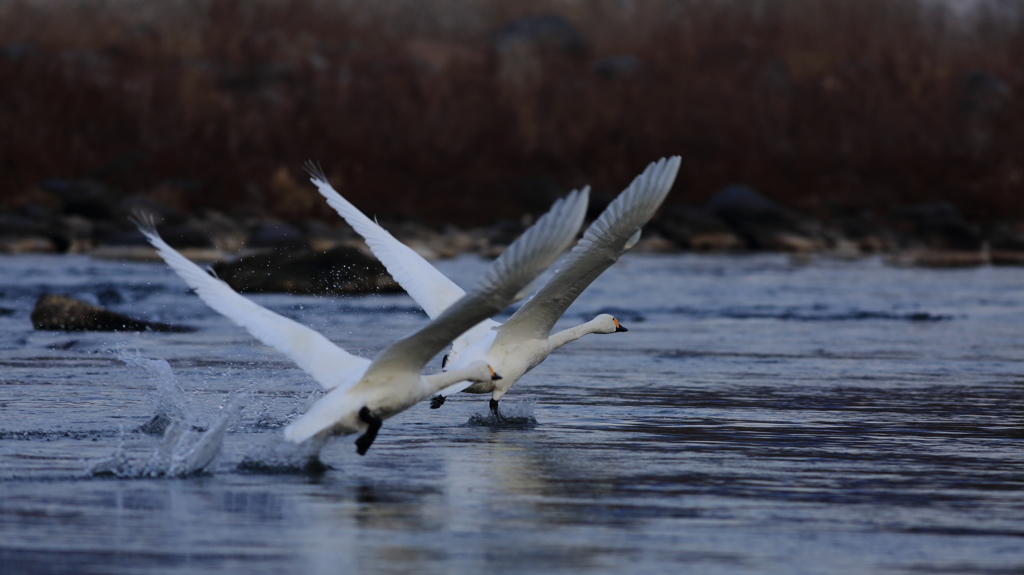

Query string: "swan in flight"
[134, 187, 588, 454]
[307, 156, 680, 417]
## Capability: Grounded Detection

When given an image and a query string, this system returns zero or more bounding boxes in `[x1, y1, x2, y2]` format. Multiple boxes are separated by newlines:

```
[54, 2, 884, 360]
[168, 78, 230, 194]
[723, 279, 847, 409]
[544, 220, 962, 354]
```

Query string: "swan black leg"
[430, 395, 446, 409]
[355, 407, 382, 456]
[489, 399, 504, 421]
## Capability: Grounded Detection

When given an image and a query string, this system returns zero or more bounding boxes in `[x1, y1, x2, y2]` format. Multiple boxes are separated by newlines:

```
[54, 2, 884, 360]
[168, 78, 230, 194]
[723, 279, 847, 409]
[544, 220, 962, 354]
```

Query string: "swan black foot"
[489, 399, 505, 421]
[355, 407, 382, 456]
[430, 395, 446, 409]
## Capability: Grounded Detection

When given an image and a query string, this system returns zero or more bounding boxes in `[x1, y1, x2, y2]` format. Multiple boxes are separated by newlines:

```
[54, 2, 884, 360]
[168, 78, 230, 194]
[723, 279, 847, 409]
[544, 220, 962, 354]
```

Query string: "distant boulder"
[987, 221, 1024, 265]
[188, 211, 247, 252]
[707, 184, 787, 222]
[211, 247, 401, 295]
[40, 179, 122, 220]
[706, 184, 822, 251]
[988, 221, 1024, 251]
[247, 221, 309, 251]
[32, 294, 191, 332]
[656, 206, 742, 251]
[891, 202, 982, 250]
[0, 236, 57, 254]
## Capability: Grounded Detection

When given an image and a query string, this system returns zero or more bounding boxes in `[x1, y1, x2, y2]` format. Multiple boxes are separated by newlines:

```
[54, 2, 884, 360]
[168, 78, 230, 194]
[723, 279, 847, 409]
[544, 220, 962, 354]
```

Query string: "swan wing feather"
[136, 216, 370, 392]
[361, 187, 590, 378]
[494, 156, 681, 344]
[305, 161, 467, 319]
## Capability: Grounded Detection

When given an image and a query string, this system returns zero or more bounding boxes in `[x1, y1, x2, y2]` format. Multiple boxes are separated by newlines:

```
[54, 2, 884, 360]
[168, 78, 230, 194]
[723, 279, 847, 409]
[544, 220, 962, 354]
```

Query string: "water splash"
[88, 353, 247, 478]
[143, 392, 247, 477]
[467, 399, 538, 427]
[115, 348, 191, 434]
[87, 425, 134, 477]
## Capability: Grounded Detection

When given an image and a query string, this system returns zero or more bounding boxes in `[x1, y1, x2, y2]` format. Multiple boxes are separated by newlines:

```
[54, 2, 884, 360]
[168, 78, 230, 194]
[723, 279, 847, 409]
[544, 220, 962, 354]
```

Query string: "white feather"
[134, 214, 370, 392]
[310, 157, 680, 405]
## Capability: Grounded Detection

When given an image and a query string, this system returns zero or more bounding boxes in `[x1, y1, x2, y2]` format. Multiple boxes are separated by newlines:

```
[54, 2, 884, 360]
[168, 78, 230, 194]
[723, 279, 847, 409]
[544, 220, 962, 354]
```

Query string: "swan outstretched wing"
[494, 156, 681, 344]
[305, 161, 466, 319]
[361, 187, 590, 379]
[136, 217, 371, 392]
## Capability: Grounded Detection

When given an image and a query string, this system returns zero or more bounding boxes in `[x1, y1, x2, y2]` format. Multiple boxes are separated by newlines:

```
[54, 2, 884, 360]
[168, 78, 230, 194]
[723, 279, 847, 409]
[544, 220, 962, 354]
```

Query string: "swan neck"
[549, 321, 597, 351]
[423, 366, 483, 394]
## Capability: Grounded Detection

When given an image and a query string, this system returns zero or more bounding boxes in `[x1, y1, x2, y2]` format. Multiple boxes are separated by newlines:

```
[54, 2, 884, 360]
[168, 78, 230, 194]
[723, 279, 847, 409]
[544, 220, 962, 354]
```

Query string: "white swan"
[134, 187, 588, 453]
[307, 156, 680, 416]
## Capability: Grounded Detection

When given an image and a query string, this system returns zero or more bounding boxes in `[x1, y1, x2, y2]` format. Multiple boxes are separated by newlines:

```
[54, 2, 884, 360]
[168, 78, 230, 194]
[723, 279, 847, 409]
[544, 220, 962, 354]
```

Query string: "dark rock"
[48, 215, 95, 253]
[102, 230, 151, 247]
[480, 219, 527, 248]
[0, 213, 48, 236]
[138, 413, 173, 435]
[187, 211, 247, 252]
[40, 179, 123, 220]
[490, 13, 588, 56]
[303, 219, 357, 250]
[211, 247, 401, 295]
[829, 212, 892, 253]
[102, 221, 215, 249]
[3, 209, 94, 253]
[247, 221, 309, 250]
[987, 221, 1024, 265]
[656, 206, 742, 251]
[20, 202, 60, 221]
[987, 221, 1024, 251]
[707, 184, 787, 221]
[160, 223, 215, 249]
[31, 294, 192, 332]
[592, 55, 641, 78]
[890, 202, 982, 250]
[706, 185, 821, 251]
[0, 236, 57, 254]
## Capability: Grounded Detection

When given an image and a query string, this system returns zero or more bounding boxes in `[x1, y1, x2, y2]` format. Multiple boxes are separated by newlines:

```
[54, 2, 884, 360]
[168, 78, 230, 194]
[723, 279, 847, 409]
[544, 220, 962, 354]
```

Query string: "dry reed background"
[1, 0, 1022, 226]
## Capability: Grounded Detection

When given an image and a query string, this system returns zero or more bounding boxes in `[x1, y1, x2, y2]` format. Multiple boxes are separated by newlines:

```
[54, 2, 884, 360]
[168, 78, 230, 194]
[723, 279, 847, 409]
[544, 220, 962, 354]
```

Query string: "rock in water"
[891, 202, 983, 250]
[211, 246, 402, 295]
[31, 294, 191, 332]
[706, 184, 823, 251]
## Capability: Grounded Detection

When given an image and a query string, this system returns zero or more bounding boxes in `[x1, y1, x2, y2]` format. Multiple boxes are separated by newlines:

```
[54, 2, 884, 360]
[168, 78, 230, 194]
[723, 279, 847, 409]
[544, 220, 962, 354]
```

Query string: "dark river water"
[1, 253, 1022, 574]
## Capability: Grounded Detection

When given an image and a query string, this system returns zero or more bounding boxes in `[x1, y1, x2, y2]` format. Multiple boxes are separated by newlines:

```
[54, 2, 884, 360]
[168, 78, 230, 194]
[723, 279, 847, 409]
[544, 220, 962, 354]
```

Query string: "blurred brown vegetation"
[2, 0, 1023, 226]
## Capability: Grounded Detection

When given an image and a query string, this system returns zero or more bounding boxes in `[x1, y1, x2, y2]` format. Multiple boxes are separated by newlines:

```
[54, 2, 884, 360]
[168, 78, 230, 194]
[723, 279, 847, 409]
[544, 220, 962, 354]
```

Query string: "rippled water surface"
[1, 253, 1022, 574]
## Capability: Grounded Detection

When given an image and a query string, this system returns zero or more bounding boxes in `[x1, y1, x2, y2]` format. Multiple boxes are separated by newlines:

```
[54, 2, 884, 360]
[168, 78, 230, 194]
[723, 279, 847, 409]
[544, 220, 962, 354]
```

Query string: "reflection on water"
[0, 253, 1023, 574]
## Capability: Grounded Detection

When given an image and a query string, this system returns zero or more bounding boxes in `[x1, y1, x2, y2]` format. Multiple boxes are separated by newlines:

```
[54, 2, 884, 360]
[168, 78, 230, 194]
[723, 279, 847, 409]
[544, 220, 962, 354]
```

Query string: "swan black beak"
[489, 366, 503, 381]
[613, 318, 628, 332]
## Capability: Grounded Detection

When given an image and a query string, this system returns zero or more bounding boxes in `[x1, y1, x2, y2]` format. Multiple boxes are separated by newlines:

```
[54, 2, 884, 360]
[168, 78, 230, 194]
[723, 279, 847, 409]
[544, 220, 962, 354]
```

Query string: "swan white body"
[136, 186, 588, 450]
[308, 156, 681, 409]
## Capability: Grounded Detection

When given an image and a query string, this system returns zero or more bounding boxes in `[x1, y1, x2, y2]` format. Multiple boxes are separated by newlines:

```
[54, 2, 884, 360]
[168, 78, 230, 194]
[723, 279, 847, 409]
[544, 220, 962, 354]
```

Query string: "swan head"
[592, 313, 628, 334]
[464, 360, 503, 382]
